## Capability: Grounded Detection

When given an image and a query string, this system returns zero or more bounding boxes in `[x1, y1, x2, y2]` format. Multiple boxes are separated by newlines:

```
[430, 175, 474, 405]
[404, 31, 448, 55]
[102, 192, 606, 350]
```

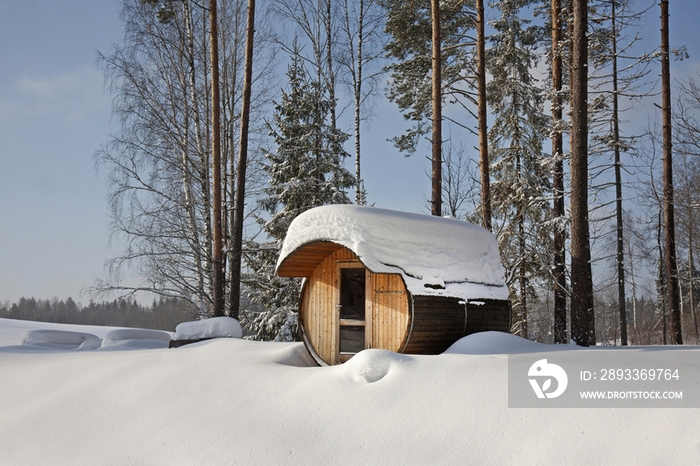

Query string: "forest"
[0, 297, 196, 332]
[86, 0, 700, 346]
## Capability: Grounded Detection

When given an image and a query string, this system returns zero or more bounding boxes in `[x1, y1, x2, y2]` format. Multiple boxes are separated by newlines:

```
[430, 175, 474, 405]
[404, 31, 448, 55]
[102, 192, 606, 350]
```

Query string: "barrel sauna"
[276, 205, 511, 366]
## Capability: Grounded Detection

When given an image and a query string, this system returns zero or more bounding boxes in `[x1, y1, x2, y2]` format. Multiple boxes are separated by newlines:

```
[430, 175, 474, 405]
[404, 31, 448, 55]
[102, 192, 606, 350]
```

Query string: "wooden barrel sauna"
[276, 205, 512, 366]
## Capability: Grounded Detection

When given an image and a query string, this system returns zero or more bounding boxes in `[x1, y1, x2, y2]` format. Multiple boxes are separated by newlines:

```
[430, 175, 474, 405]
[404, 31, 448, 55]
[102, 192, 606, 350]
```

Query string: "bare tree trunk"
[183, 0, 207, 309]
[202, 4, 214, 306]
[690, 243, 698, 338]
[658, 209, 668, 344]
[180, 125, 205, 311]
[430, 0, 441, 216]
[223, 0, 243, 318]
[186, 1, 214, 311]
[623, 216, 639, 336]
[476, 0, 490, 230]
[660, 0, 682, 344]
[210, 0, 225, 317]
[229, 0, 256, 320]
[519, 184, 527, 339]
[570, 0, 593, 346]
[355, 0, 364, 204]
[552, 0, 567, 343]
[611, 0, 627, 345]
[325, 0, 336, 130]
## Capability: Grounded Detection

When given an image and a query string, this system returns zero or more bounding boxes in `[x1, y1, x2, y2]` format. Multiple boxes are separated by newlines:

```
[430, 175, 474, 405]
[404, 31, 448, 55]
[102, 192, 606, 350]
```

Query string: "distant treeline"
[0, 296, 198, 332]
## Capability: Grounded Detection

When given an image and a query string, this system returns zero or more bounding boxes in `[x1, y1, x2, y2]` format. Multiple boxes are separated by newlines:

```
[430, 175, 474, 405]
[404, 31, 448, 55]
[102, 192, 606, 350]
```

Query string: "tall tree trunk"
[570, 0, 593, 346]
[660, 0, 682, 344]
[201, 4, 214, 307]
[229, 0, 256, 320]
[431, 0, 442, 216]
[183, 0, 207, 310]
[326, 0, 336, 130]
[476, 0, 490, 230]
[690, 241, 698, 338]
[611, 0, 628, 345]
[630, 254, 638, 341]
[624, 218, 638, 336]
[210, 0, 225, 317]
[658, 209, 667, 344]
[518, 159, 527, 339]
[353, 0, 364, 204]
[225, 0, 243, 318]
[552, 0, 567, 343]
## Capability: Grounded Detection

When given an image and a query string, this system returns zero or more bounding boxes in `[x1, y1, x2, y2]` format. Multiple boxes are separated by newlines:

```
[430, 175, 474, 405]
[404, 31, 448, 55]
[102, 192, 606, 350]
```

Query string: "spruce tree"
[487, 0, 550, 339]
[243, 47, 355, 341]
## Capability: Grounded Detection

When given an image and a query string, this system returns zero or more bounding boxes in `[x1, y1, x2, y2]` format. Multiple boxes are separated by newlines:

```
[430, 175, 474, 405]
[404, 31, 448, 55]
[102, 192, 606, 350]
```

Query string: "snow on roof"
[277, 205, 509, 301]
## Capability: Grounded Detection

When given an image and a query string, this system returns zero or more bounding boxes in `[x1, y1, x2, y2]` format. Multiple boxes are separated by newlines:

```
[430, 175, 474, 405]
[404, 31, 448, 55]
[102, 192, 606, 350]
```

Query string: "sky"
[0, 0, 699, 305]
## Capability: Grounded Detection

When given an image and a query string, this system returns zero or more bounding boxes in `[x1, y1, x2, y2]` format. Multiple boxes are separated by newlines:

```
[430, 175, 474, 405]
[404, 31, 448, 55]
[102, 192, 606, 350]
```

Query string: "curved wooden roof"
[276, 241, 345, 278]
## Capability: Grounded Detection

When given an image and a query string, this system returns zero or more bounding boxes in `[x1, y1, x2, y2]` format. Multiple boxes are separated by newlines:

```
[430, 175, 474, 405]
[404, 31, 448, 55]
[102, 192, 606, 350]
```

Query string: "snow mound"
[102, 328, 171, 344]
[76, 338, 103, 351]
[174, 317, 242, 341]
[21, 329, 98, 347]
[277, 205, 509, 301]
[444, 331, 580, 355]
[340, 349, 414, 383]
[270, 343, 317, 367]
[99, 339, 170, 351]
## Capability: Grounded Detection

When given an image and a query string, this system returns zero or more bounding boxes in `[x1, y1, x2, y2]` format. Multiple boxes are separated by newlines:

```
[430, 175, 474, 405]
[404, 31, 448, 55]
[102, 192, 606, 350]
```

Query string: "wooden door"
[335, 262, 371, 364]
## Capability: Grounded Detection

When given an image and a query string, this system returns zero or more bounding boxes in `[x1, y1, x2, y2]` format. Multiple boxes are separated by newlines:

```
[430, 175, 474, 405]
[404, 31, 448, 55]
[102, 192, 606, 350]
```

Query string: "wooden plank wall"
[371, 273, 410, 353]
[403, 296, 466, 354]
[403, 297, 511, 354]
[463, 300, 512, 335]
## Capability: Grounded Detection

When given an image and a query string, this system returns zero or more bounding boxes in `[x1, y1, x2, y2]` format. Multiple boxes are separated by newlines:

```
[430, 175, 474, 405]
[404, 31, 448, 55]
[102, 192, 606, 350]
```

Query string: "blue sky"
[0, 0, 699, 304]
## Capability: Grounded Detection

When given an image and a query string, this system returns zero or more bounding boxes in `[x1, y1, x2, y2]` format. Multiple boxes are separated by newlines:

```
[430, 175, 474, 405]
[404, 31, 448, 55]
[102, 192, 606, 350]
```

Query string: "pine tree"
[487, 0, 550, 339]
[570, 0, 594, 346]
[381, 0, 475, 152]
[549, 0, 568, 344]
[243, 47, 355, 341]
[660, 0, 682, 344]
[586, 0, 655, 345]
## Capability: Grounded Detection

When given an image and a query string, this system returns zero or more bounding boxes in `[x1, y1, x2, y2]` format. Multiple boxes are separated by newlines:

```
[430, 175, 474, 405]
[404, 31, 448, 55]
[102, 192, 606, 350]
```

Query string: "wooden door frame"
[333, 260, 373, 364]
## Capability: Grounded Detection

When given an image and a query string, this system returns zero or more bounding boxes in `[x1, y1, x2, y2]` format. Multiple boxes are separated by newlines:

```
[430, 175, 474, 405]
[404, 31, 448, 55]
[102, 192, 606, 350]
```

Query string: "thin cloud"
[1, 67, 108, 122]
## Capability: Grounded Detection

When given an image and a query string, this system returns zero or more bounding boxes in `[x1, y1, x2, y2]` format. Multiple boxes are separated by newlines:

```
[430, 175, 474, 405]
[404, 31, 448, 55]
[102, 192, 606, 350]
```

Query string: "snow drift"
[1, 318, 698, 465]
[173, 316, 242, 341]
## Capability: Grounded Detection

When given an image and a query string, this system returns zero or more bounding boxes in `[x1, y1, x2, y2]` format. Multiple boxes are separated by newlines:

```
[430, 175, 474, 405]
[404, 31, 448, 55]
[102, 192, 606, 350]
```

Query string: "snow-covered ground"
[1, 317, 699, 465]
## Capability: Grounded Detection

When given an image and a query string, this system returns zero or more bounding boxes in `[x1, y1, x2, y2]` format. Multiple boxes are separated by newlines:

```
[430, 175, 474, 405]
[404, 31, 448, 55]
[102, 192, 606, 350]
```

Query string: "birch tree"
[338, 0, 386, 204]
[96, 0, 274, 315]
[673, 77, 700, 339]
